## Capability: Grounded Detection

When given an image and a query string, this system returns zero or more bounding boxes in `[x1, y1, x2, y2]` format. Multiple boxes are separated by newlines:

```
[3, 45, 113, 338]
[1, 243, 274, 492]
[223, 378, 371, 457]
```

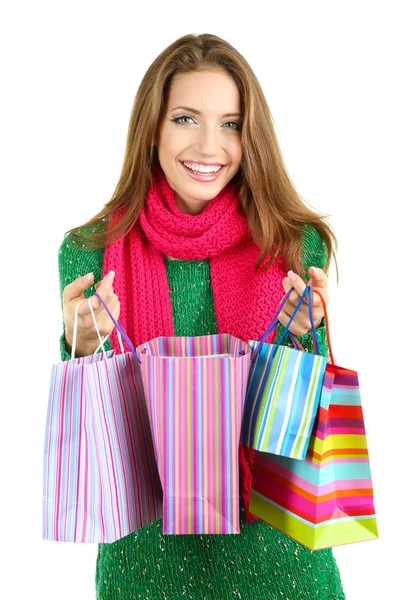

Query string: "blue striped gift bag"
[240, 286, 328, 460]
[42, 294, 162, 543]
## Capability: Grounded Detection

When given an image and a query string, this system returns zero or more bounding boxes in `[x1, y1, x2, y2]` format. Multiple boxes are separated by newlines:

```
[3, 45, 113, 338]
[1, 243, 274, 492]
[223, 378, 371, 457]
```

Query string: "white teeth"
[182, 161, 222, 174]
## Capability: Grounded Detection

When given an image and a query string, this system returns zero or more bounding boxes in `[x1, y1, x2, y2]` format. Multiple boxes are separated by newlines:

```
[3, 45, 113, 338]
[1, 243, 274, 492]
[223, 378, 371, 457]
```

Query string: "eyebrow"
[170, 106, 242, 118]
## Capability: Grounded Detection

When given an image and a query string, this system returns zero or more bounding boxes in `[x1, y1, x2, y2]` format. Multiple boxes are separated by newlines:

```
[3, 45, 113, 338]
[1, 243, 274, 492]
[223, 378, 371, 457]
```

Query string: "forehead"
[168, 70, 241, 114]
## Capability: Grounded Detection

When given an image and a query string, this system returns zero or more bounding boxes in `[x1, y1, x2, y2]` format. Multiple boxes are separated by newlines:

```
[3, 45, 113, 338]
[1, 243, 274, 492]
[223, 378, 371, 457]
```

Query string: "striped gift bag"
[138, 333, 252, 535]
[248, 292, 378, 549]
[43, 294, 162, 543]
[241, 286, 327, 460]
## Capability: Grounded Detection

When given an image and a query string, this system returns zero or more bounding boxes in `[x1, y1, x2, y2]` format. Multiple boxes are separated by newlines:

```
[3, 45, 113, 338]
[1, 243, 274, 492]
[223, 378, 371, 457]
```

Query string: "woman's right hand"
[63, 270, 120, 357]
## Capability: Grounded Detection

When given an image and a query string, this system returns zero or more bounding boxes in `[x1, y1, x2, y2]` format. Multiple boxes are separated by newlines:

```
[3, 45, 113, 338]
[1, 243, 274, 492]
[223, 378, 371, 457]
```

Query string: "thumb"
[307, 266, 328, 288]
[63, 272, 95, 303]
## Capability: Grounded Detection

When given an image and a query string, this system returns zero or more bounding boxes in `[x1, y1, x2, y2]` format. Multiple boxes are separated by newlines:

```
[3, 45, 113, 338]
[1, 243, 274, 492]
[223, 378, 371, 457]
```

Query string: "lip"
[180, 160, 226, 183]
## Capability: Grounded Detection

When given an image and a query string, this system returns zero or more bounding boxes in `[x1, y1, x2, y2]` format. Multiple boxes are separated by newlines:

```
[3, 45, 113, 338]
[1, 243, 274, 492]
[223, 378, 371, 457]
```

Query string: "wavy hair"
[67, 32, 338, 280]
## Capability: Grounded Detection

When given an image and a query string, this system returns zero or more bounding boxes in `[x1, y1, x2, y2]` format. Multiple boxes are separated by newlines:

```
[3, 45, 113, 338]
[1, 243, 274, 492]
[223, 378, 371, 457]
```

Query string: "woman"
[59, 33, 345, 600]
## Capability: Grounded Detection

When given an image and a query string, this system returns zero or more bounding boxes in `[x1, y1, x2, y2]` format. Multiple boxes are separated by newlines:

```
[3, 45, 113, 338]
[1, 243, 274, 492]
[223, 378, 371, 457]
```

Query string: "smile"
[180, 161, 226, 182]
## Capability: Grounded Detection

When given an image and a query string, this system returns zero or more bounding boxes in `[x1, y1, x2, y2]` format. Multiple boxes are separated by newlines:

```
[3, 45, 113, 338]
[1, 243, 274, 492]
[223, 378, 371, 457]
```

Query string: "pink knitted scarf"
[103, 162, 288, 524]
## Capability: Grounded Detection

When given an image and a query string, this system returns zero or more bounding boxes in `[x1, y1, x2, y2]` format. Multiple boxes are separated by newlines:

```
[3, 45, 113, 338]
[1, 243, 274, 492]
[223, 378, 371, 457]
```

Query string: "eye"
[172, 116, 195, 125]
[224, 121, 242, 131]
[171, 116, 242, 131]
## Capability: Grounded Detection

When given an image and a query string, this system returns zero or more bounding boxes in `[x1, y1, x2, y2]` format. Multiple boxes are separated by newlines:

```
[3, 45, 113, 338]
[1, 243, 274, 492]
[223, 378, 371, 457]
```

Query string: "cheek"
[172, 133, 196, 157]
[229, 139, 242, 163]
[159, 124, 189, 152]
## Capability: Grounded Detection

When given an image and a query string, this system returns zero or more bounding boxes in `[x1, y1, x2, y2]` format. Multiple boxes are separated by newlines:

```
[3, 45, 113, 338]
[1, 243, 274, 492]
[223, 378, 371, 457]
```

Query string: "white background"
[1, 1, 417, 598]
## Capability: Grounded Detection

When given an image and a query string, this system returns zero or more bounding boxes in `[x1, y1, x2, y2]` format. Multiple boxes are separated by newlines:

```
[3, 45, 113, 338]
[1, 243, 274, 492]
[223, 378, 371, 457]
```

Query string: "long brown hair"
[67, 33, 338, 281]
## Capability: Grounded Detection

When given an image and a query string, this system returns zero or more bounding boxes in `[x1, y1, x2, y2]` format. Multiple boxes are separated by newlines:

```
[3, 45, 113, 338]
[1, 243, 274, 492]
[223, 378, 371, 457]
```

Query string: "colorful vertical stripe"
[139, 333, 251, 535]
[43, 350, 162, 543]
[249, 363, 378, 549]
[241, 340, 327, 459]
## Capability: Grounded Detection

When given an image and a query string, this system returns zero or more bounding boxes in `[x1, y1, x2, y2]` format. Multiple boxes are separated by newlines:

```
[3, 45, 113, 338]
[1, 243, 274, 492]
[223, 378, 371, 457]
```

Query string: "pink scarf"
[103, 162, 288, 523]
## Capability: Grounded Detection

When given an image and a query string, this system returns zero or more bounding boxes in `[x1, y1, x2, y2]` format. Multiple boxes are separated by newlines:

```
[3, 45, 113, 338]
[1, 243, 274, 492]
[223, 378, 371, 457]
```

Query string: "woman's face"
[156, 69, 243, 215]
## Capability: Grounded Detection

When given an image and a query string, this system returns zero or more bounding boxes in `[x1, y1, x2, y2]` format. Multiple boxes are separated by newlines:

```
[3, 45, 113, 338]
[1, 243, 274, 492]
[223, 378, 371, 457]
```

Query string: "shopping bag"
[249, 290, 378, 549]
[138, 333, 252, 535]
[43, 294, 162, 543]
[241, 285, 328, 459]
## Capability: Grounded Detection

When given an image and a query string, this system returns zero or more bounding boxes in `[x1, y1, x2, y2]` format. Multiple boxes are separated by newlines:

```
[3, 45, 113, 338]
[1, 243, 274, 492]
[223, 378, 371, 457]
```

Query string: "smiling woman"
[156, 69, 244, 214]
[56, 32, 344, 600]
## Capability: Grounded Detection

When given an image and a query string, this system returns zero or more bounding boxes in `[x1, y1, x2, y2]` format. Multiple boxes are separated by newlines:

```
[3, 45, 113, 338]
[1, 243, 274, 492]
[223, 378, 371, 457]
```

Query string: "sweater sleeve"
[273, 224, 330, 358]
[58, 231, 110, 361]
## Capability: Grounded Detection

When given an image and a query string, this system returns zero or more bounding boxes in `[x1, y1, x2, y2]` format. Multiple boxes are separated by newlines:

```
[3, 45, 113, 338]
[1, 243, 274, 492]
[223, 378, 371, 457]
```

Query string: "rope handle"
[251, 285, 320, 362]
[275, 286, 321, 351]
[251, 287, 335, 364]
[312, 289, 335, 365]
[288, 331, 305, 351]
[288, 290, 335, 365]
[289, 290, 335, 364]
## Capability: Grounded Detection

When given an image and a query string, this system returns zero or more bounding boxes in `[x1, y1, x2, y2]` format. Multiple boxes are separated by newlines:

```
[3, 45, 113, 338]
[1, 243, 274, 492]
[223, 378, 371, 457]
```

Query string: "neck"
[174, 191, 210, 215]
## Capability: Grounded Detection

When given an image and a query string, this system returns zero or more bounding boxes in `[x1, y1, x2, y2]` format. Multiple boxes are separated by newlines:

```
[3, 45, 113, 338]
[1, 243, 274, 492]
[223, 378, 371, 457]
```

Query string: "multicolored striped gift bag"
[138, 333, 252, 535]
[241, 286, 327, 459]
[248, 291, 378, 550]
[43, 294, 163, 543]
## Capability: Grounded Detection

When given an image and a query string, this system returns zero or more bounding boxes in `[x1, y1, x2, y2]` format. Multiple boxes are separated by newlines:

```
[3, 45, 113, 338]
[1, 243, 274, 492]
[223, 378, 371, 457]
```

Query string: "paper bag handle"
[93, 292, 142, 364]
[70, 296, 125, 361]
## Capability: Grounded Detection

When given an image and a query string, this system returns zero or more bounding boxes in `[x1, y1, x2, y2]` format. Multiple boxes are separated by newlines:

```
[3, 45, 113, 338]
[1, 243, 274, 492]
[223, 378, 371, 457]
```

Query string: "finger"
[283, 272, 326, 308]
[63, 272, 94, 304]
[283, 271, 309, 305]
[282, 282, 324, 311]
[77, 291, 119, 325]
[73, 272, 116, 320]
[308, 267, 329, 290]
[277, 309, 311, 337]
[279, 298, 324, 325]
[91, 271, 116, 311]
[91, 295, 120, 336]
[279, 294, 324, 329]
[100, 295, 121, 327]
[311, 288, 329, 306]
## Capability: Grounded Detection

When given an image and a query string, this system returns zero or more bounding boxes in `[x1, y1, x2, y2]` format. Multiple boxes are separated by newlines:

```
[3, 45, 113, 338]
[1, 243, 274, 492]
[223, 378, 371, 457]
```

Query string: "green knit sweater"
[58, 225, 345, 600]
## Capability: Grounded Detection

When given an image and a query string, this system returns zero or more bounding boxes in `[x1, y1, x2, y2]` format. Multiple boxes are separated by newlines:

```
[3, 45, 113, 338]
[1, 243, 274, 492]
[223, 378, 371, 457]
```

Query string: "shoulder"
[300, 223, 328, 274]
[58, 223, 107, 295]
[58, 225, 106, 270]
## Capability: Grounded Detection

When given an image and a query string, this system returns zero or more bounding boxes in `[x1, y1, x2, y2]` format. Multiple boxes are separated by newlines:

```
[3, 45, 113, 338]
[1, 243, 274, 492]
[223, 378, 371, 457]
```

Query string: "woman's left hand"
[277, 267, 329, 337]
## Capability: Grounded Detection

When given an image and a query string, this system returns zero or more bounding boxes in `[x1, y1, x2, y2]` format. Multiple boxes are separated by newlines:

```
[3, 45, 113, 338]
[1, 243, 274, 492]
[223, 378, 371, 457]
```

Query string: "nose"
[195, 124, 220, 156]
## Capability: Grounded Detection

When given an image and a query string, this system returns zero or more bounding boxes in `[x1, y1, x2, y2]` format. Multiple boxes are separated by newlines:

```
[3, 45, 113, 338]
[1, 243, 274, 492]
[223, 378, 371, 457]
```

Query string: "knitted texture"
[58, 225, 329, 369]
[103, 162, 289, 350]
[57, 225, 344, 600]
[102, 163, 291, 523]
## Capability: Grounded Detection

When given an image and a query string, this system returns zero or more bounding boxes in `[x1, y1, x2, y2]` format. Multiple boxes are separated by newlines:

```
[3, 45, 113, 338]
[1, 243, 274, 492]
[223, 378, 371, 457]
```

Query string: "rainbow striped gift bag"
[43, 294, 162, 543]
[241, 286, 327, 460]
[248, 293, 378, 549]
[138, 333, 252, 535]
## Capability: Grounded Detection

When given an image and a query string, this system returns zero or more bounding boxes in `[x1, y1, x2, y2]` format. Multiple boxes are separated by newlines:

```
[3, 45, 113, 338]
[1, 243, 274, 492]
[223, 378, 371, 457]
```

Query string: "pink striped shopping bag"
[138, 334, 252, 535]
[43, 294, 162, 543]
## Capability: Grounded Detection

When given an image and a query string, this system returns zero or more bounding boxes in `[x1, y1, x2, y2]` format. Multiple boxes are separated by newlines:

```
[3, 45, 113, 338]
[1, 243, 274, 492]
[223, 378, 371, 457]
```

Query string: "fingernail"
[311, 266, 317, 275]
[288, 270, 296, 281]
[108, 270, 115, 281]
[84, 273, 93, 282]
